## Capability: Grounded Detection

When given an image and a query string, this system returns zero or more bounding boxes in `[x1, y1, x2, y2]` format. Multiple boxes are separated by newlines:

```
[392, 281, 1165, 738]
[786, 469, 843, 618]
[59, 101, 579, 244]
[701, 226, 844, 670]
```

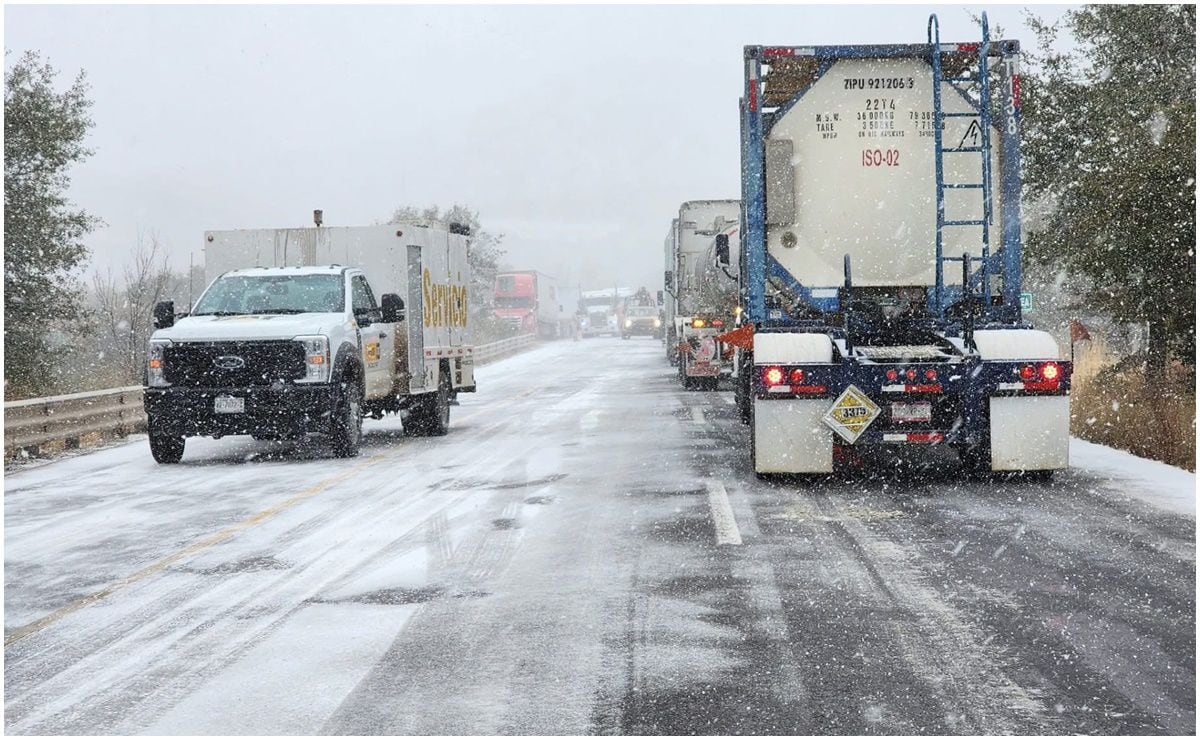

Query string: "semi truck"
[730, 14, 1071, 476]
[580, 287, 633, 337]
[664, 200, 741, 389]
[493, 270, 559, 338]
[621, 287, 664, 339]
[143, 218, 474, 463]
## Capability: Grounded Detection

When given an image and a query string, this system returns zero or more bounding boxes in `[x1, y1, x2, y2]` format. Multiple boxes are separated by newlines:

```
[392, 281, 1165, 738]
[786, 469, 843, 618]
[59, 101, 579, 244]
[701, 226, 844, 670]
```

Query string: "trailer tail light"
[762, 366, 785, 387]
[905, 368, 917, 381]
[1040, 362, 1061, 382]
[789, 368, 805, 384]
[924, 369, 937, 381]
[1019, 364, 1037, 381]
[886, 369, 899, 381]
[692, 318, 706, 329]
[712, 319, 725, 328]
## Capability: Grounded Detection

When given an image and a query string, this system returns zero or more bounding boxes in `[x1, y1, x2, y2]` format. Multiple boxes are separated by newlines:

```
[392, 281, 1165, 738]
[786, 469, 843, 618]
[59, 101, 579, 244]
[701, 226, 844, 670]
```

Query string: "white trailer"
[735, 15, 1071, 477]
[667, 200, 740, 389]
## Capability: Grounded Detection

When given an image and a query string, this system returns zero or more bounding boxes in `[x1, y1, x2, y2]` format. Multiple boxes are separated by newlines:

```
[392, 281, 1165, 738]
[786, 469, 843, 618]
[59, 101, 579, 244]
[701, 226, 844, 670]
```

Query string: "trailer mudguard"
[753, 332, 835, 473]
[989, 396, 1070, 471]
[974, 329, 1070, 471]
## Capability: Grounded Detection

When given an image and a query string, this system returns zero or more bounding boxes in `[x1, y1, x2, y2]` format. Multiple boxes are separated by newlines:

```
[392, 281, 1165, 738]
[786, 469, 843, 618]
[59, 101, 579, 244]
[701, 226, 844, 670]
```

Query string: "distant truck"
[580, 287, 633, 337]
[143, 219, 474, 463]
[621, 287, 663, 339]
[664, 200, 741, 389]
[493, 270, 559, 338]
[732, 14, 1071, 476]
[556, 284, 583, 337]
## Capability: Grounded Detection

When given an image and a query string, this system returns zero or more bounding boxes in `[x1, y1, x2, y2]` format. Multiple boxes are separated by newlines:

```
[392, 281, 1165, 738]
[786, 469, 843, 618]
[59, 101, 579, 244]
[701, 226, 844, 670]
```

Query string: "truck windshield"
[192, 274, 345, 315]
[495, 296, 534, 309]
[627, 306, 658, 317]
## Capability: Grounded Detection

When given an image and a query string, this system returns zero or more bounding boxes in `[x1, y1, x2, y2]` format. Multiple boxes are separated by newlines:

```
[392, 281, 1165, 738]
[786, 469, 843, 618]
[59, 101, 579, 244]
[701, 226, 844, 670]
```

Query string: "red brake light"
[924, 368, 937, 381]
[1019, 364, 1037, 381]
[886, 369, 898, 381]
[712, 319, 725, 328]
[905, 368, 917, 381]
[763, 366, 785, 387]
[1040, 362, 1061, 382]
[789, 368, 805, 384]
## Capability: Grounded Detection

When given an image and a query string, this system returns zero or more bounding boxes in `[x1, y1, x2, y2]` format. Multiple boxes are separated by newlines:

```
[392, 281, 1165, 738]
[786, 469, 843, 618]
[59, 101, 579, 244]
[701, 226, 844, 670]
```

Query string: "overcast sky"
[5, 3, 1075, 293]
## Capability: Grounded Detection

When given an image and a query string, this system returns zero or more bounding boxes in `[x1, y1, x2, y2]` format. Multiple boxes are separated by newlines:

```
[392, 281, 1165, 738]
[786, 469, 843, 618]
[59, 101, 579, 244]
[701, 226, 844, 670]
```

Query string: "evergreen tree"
[1022, 5, 1196, 378]
[4, 51, 100, 398]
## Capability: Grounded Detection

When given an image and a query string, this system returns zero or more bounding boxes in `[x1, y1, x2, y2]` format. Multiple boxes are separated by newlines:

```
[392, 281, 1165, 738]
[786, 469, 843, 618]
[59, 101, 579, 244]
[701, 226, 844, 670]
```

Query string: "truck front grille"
[164, 340, 307, 387]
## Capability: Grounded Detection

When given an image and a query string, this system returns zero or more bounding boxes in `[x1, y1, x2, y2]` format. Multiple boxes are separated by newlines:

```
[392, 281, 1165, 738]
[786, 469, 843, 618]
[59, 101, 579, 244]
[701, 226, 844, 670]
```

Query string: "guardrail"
[4, 333, 539, 460]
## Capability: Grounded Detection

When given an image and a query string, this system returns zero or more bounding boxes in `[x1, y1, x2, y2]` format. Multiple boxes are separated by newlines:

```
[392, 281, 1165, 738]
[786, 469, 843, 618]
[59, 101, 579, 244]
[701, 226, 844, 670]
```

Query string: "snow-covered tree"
[1022, 5, 1196, 379]
[4, 51, 100, 399]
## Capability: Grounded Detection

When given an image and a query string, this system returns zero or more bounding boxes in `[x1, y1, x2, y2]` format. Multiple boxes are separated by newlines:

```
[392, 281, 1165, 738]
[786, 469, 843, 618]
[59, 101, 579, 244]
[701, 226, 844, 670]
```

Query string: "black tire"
[407, 366, 451, 437]
[149, 431, 185, 464]
[330, 377, 364, 457]
[622, 334, 631, 340]
[959, 444, 991, 477]
[736, 371, 752, 425]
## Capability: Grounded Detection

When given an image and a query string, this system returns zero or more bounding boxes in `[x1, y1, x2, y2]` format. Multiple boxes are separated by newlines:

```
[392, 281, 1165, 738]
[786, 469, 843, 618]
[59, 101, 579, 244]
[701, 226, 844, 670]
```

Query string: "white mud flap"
[754, 399, 834, 474]
[752, 332, 836, 474]
[989, 396, 1070, 471]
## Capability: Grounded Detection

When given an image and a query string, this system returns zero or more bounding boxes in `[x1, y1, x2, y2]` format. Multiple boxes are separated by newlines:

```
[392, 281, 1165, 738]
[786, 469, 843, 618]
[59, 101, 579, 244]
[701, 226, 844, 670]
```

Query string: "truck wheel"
[959, 444, 991, 477]
[407, 367, 451, 437]
[149, 430, 185, 464]
[331, 377, 363, 457]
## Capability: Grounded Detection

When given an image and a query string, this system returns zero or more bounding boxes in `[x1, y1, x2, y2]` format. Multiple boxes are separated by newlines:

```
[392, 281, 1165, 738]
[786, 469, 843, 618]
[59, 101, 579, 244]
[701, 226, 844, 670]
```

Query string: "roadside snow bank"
[1072, 437, 1195, 518]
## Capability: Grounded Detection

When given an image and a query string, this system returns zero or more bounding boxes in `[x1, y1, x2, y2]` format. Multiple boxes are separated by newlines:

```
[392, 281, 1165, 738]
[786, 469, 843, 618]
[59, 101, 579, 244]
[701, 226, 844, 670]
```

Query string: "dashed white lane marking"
[690, 406, 705, 424]
[706, 481, 743, 546]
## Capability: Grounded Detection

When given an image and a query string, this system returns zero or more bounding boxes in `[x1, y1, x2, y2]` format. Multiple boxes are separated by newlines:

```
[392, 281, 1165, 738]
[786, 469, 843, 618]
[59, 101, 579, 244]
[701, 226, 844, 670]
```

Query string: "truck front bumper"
[144, 385, 339, 438]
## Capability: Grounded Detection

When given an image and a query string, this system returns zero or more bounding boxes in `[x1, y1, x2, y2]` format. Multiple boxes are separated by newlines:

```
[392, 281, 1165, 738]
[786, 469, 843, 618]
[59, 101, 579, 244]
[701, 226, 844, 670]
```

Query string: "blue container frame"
[740, 18, 1026, 333]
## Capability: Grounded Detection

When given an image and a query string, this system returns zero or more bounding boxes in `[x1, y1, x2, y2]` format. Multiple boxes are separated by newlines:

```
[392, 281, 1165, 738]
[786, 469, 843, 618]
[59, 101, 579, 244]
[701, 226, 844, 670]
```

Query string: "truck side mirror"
[153, 301, 175, 330]
[715, 234, 730, 266]
[664, 270, 674, 289]
[657, 290, 664, 304]
[381, 293, 405, 323]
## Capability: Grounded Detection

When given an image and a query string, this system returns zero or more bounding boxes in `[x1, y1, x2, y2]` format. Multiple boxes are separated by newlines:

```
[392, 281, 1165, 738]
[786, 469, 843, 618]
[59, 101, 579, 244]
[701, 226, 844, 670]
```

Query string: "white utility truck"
[143, 219, 474, 463]
[665, 200, 741, 389]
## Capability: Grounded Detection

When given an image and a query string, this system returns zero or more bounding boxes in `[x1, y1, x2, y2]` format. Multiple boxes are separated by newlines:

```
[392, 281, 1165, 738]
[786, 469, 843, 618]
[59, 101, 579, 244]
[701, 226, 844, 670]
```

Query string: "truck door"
[351, 273, 392, 399]
[405, 245, 427, 393]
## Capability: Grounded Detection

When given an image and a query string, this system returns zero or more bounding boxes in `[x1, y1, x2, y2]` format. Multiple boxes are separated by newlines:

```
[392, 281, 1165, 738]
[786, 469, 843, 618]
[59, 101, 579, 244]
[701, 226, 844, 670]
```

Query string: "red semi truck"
[493, 271, 560, 338]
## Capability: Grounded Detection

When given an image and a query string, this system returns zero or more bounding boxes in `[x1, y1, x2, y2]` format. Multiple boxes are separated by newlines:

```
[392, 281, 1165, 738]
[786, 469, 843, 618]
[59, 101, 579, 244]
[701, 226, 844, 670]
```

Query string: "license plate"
[891, 402, 931, 423]
[214, 395, 245, 414]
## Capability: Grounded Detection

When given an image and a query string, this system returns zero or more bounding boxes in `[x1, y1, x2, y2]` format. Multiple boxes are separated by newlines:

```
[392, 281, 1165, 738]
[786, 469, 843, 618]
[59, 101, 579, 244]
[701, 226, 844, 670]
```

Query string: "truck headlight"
[624, 319, 633, 328]
[294, 335, 330, 383]
[653, 318, 662, 328]
[147, 339, 171, 387]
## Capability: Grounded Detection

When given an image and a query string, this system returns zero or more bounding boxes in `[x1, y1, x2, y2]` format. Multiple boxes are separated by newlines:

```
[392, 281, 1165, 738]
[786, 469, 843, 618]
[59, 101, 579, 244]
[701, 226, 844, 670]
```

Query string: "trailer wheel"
[331, 377, 364, 458]
[959, 444, 991, 478]
[149, 430, 185, 464]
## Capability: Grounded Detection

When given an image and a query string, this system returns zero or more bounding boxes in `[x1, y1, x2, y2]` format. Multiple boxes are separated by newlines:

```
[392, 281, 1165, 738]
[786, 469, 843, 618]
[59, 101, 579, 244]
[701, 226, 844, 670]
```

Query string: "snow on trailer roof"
[222, 265, 348, 277]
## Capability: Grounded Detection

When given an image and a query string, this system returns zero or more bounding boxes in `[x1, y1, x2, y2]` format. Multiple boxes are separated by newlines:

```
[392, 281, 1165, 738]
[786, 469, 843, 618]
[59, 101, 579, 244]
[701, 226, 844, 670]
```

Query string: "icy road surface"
[5, 339, 1195, 735]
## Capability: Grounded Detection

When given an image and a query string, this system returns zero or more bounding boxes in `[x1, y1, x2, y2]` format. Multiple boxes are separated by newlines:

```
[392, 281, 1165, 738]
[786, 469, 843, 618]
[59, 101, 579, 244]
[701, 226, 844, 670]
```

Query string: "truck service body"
[666, 200, 741, 389]
[735, 15, 1071, 475]
[493, 270, 560, 338]
[143, 223, 473, 463]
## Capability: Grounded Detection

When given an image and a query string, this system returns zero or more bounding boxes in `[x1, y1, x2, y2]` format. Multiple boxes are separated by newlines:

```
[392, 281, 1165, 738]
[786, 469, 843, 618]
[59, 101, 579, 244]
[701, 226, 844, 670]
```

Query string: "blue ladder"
[929, 13, 995, 321]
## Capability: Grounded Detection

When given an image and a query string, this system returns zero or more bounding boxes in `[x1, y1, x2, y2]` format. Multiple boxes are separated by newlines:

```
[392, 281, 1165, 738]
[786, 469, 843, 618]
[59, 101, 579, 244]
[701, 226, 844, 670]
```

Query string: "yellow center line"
[4, 454, 386, 646]
[5, 379, 549, 647]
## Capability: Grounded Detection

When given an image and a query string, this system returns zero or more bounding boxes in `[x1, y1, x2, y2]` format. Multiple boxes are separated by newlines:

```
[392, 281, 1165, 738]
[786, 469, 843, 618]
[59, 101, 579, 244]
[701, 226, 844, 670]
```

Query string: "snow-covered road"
[4, 339, 1195, 734]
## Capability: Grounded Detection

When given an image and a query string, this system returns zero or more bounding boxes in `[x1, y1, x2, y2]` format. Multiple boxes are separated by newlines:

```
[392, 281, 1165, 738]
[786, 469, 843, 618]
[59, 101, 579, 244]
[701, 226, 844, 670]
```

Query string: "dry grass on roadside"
[1069, 340, 1196, 471]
